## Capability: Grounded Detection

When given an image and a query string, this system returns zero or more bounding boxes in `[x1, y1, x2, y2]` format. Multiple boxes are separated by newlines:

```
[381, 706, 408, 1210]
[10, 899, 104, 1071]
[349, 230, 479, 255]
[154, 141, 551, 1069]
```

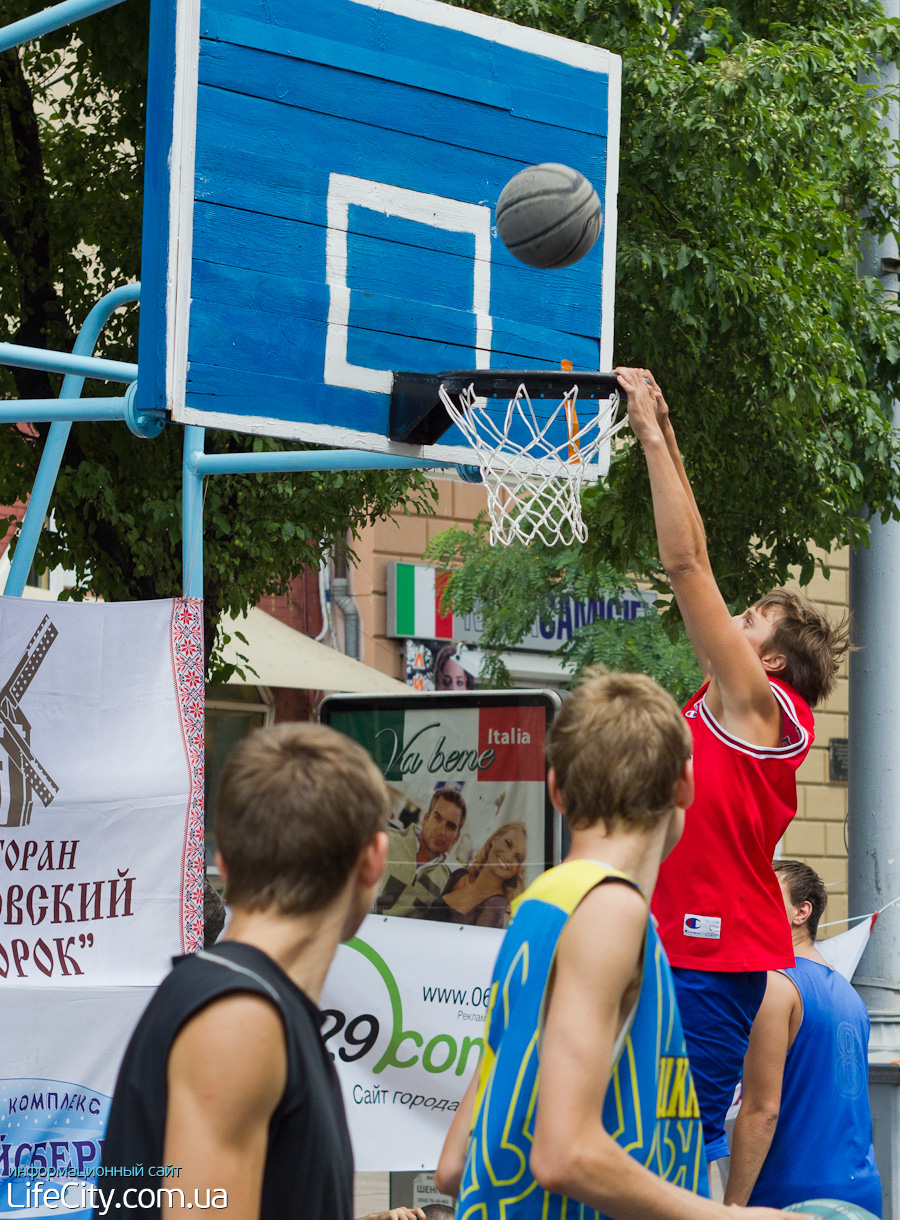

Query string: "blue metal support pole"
[183, 437, 447, 600]
[5, 283, 140, 599]
[0, 398, 130, 424]
[0, 343, 137, 384]
[0, 0, 128, 53]
[195, 450, 444, 477]
[182, 427, 207, 601]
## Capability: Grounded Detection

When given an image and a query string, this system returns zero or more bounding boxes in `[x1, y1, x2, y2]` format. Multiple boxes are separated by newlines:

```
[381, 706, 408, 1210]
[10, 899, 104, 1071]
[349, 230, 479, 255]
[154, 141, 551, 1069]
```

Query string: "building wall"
[348, 480, 855, 931]
[351, 478, 488, 679]
[258, 569, 324, 723]
[782, 546, 850, 930]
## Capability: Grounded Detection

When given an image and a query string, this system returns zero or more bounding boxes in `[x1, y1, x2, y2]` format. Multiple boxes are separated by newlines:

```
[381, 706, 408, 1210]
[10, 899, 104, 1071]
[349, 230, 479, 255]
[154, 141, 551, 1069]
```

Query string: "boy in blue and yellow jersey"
[436, 670, 796, 1220]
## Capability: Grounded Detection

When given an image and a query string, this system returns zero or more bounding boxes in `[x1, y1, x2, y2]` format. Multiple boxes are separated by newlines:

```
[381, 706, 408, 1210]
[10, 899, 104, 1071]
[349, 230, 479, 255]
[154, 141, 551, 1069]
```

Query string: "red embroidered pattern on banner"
[171, 598, 205, 954]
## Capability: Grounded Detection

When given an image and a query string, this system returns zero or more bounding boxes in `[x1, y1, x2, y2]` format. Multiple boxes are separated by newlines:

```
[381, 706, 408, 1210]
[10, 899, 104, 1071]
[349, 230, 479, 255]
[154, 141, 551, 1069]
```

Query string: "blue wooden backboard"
[139, 0, 621, 466]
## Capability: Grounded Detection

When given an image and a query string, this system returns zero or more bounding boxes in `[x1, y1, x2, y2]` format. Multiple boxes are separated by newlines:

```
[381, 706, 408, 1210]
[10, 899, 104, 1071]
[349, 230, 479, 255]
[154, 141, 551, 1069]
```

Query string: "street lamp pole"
[850, 3, 900, 1212]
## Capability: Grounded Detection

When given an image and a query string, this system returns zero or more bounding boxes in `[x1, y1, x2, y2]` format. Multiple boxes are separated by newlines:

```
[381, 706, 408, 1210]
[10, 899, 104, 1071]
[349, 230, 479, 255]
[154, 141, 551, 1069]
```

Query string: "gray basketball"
[496, 163, 601, 269]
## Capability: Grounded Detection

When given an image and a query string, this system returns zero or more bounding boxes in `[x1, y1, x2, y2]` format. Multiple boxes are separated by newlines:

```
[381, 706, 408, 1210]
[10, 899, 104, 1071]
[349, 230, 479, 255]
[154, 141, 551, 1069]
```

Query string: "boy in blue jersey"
[436, 669, 797, 1220]
[725, 860, 882, 1212]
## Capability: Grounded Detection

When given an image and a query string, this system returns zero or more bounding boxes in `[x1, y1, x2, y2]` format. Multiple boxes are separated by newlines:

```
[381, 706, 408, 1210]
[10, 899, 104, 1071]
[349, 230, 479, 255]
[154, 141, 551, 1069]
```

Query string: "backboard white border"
[173, 405, 615, 480]
[168, 0, 200, 414]
[348, 0, 618, 75]
[324, 173, 492, 395]
[600, 53, 622, 371]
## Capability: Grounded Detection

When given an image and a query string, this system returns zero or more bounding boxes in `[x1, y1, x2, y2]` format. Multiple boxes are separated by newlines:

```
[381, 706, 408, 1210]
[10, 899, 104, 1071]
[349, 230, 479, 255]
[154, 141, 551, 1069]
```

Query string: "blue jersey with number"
[749, 957, 882, 1214]
[458, 860, 709, 1220]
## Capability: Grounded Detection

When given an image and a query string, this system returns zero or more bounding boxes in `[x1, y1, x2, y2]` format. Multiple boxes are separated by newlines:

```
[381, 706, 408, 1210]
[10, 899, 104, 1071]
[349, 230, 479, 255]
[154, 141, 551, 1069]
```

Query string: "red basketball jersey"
[652, 676, 814, 971]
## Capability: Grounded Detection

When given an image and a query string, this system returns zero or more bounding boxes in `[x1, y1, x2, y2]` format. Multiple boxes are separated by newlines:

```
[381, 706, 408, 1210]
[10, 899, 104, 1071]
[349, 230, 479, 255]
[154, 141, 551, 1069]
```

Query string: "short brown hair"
[546, 668, 692, 832]
[774, 858, 828, 940]
[217, 722, 389, 916]
[428, 786, 467, 824]
[755, 588, 850, 708]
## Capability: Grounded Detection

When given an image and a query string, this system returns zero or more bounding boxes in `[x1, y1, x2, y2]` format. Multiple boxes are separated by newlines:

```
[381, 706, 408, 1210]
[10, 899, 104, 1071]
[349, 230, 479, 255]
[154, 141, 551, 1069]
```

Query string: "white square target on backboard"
[138, 0, 621, 464]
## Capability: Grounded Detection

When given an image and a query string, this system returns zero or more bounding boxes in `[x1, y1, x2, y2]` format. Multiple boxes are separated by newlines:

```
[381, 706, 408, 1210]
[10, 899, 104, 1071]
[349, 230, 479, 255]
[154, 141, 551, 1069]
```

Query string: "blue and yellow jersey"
[458, 860, 709, 1220]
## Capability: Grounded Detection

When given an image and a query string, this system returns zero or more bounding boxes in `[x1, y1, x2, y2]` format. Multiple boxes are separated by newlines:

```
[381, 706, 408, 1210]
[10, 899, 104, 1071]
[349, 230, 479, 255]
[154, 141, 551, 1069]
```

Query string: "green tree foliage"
[0, 1, 433, 673]
[426, 520, 702, 700]
[0, 1, 147, 380]
[435, 0, 900, 691]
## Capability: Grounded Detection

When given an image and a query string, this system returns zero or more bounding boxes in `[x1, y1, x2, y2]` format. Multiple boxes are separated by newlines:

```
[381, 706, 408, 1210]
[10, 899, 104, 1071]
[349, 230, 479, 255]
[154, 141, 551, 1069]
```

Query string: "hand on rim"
[640, 368, 670, 428]
[613, 366, 660, 445]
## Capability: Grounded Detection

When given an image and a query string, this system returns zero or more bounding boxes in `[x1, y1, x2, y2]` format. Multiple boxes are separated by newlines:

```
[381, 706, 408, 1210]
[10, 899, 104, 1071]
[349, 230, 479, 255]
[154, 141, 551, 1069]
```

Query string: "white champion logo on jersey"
[683, 914, 722, 939]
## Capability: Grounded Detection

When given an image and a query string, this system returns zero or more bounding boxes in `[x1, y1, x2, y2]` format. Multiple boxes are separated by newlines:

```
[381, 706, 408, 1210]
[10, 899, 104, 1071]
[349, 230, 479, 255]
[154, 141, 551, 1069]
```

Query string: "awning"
[219, 607, 409, 693]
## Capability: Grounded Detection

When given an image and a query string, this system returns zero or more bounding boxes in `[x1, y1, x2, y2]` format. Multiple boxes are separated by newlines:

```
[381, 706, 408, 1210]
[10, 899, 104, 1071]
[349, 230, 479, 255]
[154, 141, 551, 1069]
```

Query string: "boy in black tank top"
[98, 723, 425, 1220]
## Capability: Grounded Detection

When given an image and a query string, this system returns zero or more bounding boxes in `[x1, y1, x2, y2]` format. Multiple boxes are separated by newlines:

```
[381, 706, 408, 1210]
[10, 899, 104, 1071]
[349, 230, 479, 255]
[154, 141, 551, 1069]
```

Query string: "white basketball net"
[439, 380, 627, 547]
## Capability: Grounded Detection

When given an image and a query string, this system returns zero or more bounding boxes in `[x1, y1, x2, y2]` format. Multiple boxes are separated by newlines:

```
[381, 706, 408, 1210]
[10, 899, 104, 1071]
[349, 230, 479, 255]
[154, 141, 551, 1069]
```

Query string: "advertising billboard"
[320, 690, 560, 931]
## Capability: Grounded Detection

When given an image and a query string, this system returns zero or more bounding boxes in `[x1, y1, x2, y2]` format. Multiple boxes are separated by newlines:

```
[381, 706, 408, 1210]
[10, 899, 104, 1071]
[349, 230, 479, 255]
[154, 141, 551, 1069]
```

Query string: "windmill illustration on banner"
[0, 615, 59, 827]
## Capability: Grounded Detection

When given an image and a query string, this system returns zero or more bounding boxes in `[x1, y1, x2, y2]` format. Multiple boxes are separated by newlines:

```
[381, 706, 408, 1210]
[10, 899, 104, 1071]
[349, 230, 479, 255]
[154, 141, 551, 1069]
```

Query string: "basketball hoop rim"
[437, 369, 621, 400]
[424, 369, 625, 547]
[388, 369, 621, 447]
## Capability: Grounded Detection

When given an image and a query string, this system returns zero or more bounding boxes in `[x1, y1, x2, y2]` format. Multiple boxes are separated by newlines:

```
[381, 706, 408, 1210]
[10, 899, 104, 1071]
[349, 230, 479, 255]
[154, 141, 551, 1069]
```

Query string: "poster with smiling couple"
[323, 690, 559, 931]
[319, 691, 559, 1168]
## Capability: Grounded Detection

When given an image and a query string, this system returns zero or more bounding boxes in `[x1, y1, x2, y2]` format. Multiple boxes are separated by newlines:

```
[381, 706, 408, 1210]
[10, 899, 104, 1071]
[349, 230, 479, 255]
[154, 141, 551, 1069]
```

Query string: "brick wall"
[783, 546, 851, 930]
[258, 569, 324, 723]
[352, 478, 488, 677]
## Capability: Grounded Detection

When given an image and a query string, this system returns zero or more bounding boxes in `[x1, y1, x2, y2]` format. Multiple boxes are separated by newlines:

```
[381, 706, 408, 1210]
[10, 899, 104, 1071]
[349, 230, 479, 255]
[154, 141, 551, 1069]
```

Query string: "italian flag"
[393, 564, 453, 639]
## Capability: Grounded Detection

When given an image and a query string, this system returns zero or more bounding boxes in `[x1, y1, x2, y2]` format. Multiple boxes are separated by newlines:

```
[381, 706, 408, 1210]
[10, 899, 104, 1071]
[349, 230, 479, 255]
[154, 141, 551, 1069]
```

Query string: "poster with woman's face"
[322, 694, 556, 930]
[404, 640, 478, 692]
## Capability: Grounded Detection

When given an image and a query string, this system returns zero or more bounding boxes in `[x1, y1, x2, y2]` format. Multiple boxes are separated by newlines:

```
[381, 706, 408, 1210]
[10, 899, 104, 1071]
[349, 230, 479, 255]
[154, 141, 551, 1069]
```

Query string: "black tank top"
[99, 942, 353, 1220]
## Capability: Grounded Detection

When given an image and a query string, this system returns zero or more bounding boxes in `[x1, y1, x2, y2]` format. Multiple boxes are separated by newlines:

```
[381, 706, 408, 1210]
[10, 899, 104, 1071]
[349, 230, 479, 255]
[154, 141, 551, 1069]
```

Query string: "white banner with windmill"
[0, 595, 205, 986]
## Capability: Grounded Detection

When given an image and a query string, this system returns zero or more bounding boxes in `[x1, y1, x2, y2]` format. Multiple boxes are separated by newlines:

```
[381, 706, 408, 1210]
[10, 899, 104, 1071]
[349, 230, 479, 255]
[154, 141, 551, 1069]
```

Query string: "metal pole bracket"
[123, 383, 166, 439]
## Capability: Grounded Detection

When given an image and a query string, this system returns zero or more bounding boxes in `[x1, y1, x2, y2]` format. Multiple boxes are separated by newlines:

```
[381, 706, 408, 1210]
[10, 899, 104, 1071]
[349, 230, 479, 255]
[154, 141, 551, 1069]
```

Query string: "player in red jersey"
[616, 367, 849, 1186]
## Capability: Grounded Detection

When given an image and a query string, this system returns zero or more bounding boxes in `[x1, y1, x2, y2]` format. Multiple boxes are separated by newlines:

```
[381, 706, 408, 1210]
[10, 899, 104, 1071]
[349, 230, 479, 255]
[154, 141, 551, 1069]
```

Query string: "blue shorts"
[671, 968, 767, 1162]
